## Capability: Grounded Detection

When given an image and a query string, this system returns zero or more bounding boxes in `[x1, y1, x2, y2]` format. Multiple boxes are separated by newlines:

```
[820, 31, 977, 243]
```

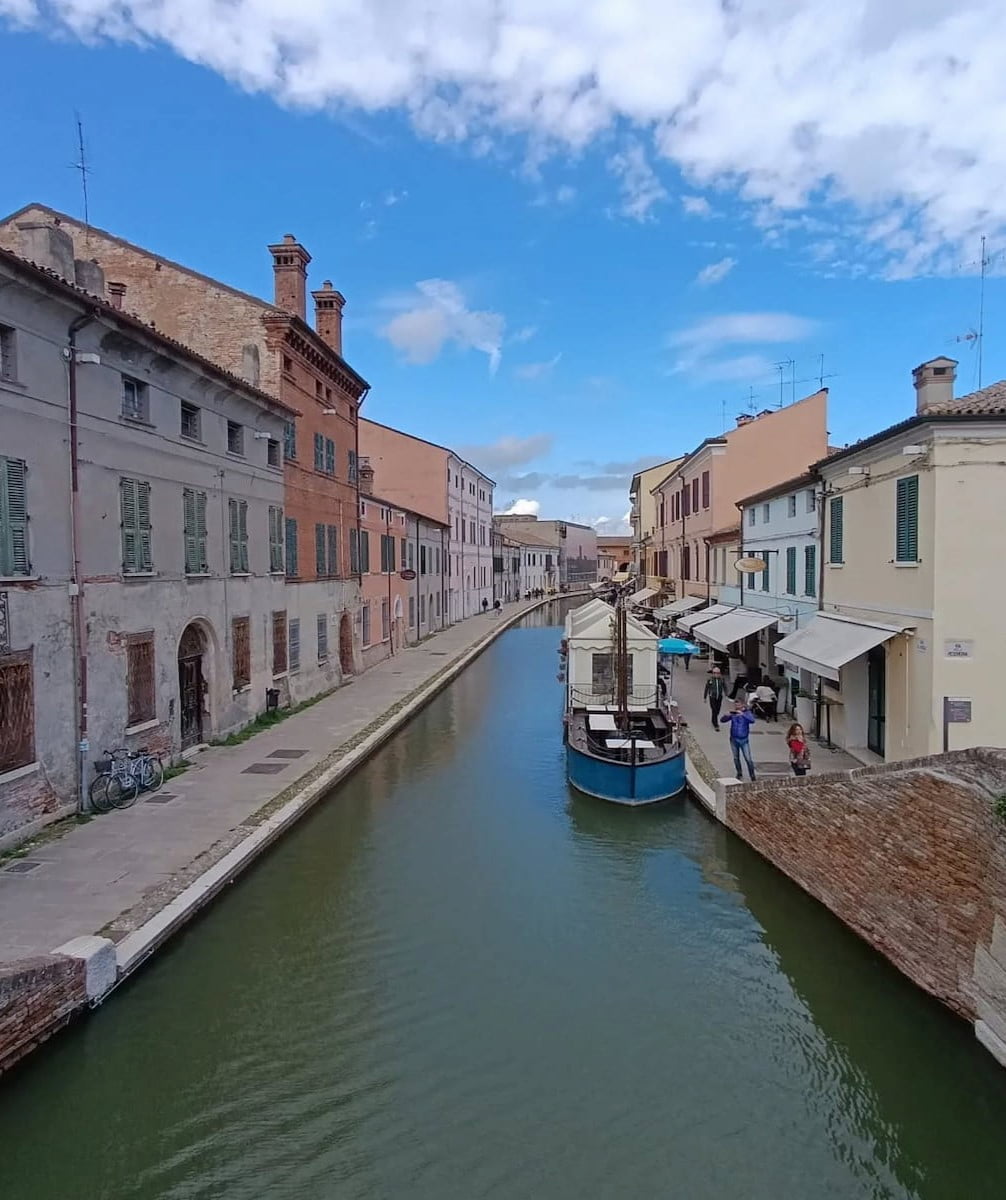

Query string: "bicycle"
[89, 746, 164, 812]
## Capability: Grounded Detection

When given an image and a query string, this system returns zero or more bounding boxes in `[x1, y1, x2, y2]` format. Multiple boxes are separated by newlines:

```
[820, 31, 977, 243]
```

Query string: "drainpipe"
[65, 309, 98, 814]
[386, 506, 394, 656]
[440, 524, 446, 625]
[415, 518, 421, 632]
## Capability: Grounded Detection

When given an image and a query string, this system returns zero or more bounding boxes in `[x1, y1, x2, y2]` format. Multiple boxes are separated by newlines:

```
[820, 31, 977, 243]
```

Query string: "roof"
[814, 382, 1006, 470]
[0, 245, 299, 419]
[361, 492, 449, 529]
[1, 203, 370, 394]
[360, 416, 496, 486]
[736, 471, 816, 510]
[509, 528, 560, 549]
[706, 523, 741, 544]
[630, 456, 684, 490]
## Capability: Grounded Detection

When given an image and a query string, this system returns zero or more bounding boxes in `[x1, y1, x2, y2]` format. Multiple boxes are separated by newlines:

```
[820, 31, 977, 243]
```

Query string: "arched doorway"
[339, 612, 354, 676]
[178, 623, 207, 748]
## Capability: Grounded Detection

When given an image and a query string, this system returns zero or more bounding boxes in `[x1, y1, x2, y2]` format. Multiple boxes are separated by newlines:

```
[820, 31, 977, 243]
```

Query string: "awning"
[693, 608, 777, 653]
[676, 603, 735, 632]
[611, 571, 630, 583]
[656, 595, 705, 618]
[590, 581, 606, 591]
[630, 586, 657, 603]
[773, 614, 912, 682]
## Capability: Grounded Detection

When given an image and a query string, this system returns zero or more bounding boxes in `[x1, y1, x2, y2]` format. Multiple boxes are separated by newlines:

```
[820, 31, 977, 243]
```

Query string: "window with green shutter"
[829, 496, 844, 563]
[120, 477, 152, 573]
[315, 522, 327, 577]
[288, 618, 301, 673]
[313, 432, 325, 471]
[182, 488, 208, 574]
[327, 525, 338, 577]
[349, 528, 360, 574]
[760, 561, 769, 591]
[896, 475, 919, 563]
[325, 437, 336, 475]
[786, 545, 797, 594]
[0, 456, 29, 576]
[283, 421, 297, 461]
[804, 545, 817, 596]
[348, 450, 358, 483]
[268, 506, 284, 572]
[228, 498, 249, 573]
[360, 530, 371, 573]
[285, 518, 299, 578]
[317, 613, 329, 663]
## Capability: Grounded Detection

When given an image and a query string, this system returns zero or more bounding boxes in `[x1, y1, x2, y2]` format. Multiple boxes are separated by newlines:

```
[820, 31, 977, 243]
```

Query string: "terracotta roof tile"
[924, 380, 1006, 415]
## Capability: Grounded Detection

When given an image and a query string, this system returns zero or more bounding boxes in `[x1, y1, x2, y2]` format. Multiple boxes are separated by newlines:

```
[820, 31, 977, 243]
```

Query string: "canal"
[3, 603, 1006, 1199]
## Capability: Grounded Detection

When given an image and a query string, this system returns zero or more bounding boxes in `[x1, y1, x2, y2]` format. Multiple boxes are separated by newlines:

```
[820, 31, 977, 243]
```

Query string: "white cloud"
[501, 498, 540, 516]
[381, 279, 505, 372]
[384, 189, 408, 206]
[10, 1, 1006, 270]
[668, 311, 819, 381]
[511, 325, 538, 344]
[555, 184, 577, 205]
[695, 256, 736, 286]
[608, 140, 667, 221]
[514, 353, 562, 380]
[682, 195, 713, 217]
[457, 434, 553, 472]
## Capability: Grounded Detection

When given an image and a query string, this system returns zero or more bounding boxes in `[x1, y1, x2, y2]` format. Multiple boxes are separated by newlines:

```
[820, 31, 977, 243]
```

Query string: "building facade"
[404, 512, 449, 643]
[775, 358, 1006, 761]
[596, 535, 632, 580]
[630, 458, 682, 583]
[493, 516, 597, 587]
[0, 244, 293, 845]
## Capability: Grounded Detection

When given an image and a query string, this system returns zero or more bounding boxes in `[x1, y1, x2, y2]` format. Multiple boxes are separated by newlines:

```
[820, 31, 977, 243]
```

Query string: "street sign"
[944, 639, 974, 659]
[942, 695, 972, 752]
[400, 569, 417, 581]
[735, 556, 767, 573]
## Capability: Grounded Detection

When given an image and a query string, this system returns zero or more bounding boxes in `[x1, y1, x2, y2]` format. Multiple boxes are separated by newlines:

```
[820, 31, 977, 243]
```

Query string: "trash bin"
[265, 688, 280, 712]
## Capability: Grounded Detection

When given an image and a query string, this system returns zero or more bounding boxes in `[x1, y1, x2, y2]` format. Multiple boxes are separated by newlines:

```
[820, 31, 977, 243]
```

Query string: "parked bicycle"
[89, 746, 164, 812]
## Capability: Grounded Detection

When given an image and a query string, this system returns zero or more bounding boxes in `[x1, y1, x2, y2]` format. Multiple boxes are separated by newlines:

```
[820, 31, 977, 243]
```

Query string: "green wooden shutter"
[285, 517, 298, 577]
[388, 534, 396, 572]
[348, 450, 358, 482]
[315, 522, 327, 576]
[195, 491, 208, 571]
[327, 525, 338, 576]
[896, 475, 919, 562]
[183, 488, 198, 573]
[136, 481, 152, 571]
[283, 421, 297, 461]
[238, 500, 249, 572]
[349, 528, 360, 574]
[228, 499, 240, 572]
[0, 457, 29, 575]
[325, 438, 336, 474]
[786, 546, 797, 594]
[288, 618, 300, 672]
[804, 545, 816, 596]
[313, 432, 324, 470]
[829, 496, 844, 563]
[268, 507, 283, 572]
[361, 530, 370, 573]
[120, 478, 138, 572]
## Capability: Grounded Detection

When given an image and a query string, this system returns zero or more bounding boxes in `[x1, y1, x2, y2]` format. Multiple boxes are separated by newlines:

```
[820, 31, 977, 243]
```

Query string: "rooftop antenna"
[70, 113, 91, 238]
[954, 236, 996, 390]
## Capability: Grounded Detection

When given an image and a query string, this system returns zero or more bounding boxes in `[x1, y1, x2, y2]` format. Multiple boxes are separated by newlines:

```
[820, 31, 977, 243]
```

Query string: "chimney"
[312, 280, 346, 355]
[267, 234, 311, 320]
[736, 413, 754, 427]
[107, 281, 127, 310]
[74, 258, 105, 297]
[913, 356, 957, 413]
[358, 456, 375, 495]
[16, 221, 75, 280]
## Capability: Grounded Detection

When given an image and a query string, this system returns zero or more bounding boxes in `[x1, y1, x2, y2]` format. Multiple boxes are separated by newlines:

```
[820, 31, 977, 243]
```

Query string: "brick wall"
[0, 771, 63, 842]
[724, 748, 1006, 1027]
[0, 954, 87, 1074]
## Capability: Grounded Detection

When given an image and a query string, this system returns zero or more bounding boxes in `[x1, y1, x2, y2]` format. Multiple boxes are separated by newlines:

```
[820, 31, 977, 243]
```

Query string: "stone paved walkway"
[671, 654, 861, 781]
[0, 600, 545, 962]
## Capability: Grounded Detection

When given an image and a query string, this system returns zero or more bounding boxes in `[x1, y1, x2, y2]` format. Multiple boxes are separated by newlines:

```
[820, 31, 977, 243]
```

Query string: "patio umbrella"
[659, 637, 700, 656]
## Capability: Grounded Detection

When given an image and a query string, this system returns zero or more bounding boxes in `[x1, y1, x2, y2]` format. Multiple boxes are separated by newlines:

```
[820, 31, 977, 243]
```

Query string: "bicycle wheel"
[107, 772, 139, 810]
[88, 773, 114, 814]
[141, 757, 164, 792]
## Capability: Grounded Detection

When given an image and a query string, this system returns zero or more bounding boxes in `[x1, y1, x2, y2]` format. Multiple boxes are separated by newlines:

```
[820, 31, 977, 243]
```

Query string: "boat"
[561, 594, 686, 805]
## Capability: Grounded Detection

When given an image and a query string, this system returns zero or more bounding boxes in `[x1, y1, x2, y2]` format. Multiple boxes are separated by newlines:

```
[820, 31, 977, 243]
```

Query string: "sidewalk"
[0, 600, 545, 964]
[671, 656, 861, 782]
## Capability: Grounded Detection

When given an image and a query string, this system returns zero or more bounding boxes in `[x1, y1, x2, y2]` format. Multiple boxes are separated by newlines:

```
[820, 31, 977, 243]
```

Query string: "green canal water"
[3, 605, 1006, 1199]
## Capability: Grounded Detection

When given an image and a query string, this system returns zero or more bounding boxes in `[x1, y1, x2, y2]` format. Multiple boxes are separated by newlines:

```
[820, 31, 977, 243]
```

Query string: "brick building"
[0, 205, 370, 699]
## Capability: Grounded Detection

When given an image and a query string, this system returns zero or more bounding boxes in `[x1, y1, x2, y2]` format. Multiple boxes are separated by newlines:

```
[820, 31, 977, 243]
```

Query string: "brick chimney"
[267, 234, 311, 320]
[107, 281, 127, 309]
[312, 280, 346, 355]
[913, 356, 957, 413]
[358, 456, 375, 495]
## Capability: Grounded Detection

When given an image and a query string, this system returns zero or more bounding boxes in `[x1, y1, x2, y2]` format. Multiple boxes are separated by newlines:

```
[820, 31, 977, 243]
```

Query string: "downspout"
[354, 387, 369, 602]
[66, 309, 98, 814]
[704, 538, 712, 605]
[440, 524, 446, 626]
[386, 506, 394, 656]
[415, 518, 421, 632]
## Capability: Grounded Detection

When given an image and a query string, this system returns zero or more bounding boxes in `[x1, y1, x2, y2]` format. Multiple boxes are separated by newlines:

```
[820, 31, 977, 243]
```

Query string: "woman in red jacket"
[786, 723, 811, 776]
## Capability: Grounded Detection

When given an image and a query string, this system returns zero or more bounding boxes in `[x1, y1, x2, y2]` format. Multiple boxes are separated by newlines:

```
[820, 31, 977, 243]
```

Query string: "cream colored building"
[629, 458, 682, 585]
[775, 358, 1006, 762]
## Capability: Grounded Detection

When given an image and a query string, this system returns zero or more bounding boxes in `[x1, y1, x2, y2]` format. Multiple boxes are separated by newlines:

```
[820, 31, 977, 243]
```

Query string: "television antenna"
[69, 113, 92, 237]
[953, 236, 999, 390]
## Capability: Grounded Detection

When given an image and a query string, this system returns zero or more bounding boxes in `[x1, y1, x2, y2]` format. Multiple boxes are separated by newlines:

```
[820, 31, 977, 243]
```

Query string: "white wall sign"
[916, 638, 928, 654]
[944, 639, 974, 659]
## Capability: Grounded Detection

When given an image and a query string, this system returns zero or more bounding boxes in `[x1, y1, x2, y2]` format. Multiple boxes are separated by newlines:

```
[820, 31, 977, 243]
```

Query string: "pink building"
[651, 391, 828, 601]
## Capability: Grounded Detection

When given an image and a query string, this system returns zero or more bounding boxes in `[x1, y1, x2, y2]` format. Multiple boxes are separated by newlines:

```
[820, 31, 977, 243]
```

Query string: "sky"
[2, 2, 1005, 534]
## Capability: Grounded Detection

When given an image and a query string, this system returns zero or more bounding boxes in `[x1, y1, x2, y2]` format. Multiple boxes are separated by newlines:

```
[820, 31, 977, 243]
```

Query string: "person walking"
[786, 723, 811, 776]
[703, 667, 727, 731]
[720, 700, 757, 781]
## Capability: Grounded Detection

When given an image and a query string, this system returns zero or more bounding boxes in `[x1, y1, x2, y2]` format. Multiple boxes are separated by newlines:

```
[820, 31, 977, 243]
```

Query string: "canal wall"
[713, 747, 1006, 1066]
[0, 956, 86, 1073]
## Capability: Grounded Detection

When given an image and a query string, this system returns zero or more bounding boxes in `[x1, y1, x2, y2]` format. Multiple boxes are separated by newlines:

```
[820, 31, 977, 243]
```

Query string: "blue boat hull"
[566, 742, 686, 806]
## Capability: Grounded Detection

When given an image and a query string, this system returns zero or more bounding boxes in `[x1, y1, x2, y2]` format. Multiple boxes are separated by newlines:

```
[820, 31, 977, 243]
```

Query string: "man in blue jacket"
[720, 700, 757, 781]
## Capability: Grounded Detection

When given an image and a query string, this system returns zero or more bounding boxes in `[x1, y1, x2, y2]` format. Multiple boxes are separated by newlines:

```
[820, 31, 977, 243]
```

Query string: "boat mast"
[615, 593, 629, 728]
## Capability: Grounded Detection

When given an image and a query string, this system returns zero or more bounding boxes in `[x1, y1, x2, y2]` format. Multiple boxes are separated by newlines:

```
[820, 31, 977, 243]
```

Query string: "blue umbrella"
[659, 637, 700, 656]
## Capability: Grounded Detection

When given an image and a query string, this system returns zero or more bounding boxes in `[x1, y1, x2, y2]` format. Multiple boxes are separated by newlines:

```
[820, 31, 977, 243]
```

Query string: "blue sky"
[2, 2, 1004, 532]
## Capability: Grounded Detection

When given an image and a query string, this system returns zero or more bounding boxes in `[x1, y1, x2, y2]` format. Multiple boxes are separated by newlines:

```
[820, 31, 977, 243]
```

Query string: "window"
[122, 376, 148, 422]
[283, 421, 297, 461]
[761, 562, 770, 591]
[420, 544, 427, 575]
[350, 528, 360, 574]
[701, 470, 710, 509]
[0, 456, 29, 576]
[180, 402, 201, 440]
[360, 530, 370, 572]
[806, 489, 816, 512]
[232, 617, 251, 690]
[313, 432, 325, 471]
[316, 523, 338, 576]
[480, 524, 486, 545]
[288, 618, 301, 673]
[272, 611, 287, 674]
[786, 545, 797, 594]
[282, 355, 293, 375]
[420, 593, 426, 625]
[409, 596, 415, 628]
[268, 506, 284, 572]
[120, 478, 153, 573]
[380, 534, 396, 573]
[267, 438, 281, 468]
[126, 632, 155, 726]
[0, 649, 34, 772]
[682, 544, 691, 579]
[591, 653, 633, 695]
[362, 604, 372, 646]
[469, 520, 476, 542]
[762, 503, 771, 523]
[435, 547, 441, 574]
[829, 496, 844, 563]
[0, 324, 18, 381]
[682, 485, 691, 518]
[896, 475, 919, 563]
[381, 599, 390, 641]
[315, 380, 323, 398]
[228, 499, 249, 573]
[436, 592, 441, 617]
[407, 541, 415, 571]
[692, 479, 699, 511]
[226, 421, 244, 455]
[285, 517, 299, 578]
[317, 614, 329, 663]
[804, 545, 817, 596]
[182, 488, 208, 574]
[401, 536, 408, 567]
[747, 507, 756, 527]
[348, 450, 358, 483]
[787, 494, 797, 518]
[325, 438, 336, 475]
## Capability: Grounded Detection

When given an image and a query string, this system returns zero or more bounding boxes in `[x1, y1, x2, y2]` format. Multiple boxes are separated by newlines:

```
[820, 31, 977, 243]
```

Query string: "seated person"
[749, 681, 778, 721]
